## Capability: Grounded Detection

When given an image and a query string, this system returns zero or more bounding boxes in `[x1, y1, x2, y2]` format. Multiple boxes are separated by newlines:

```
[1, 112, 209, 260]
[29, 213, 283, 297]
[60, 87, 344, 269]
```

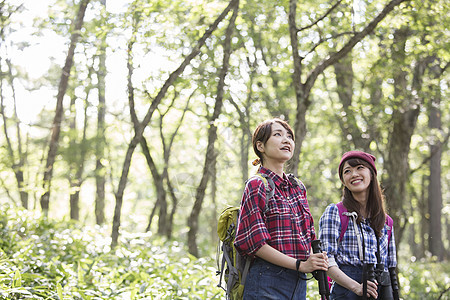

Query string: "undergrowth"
[0, 204, 448, 299]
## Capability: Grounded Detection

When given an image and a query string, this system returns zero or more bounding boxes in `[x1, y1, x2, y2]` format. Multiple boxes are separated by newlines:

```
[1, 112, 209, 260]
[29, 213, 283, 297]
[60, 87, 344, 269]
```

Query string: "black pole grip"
[311, 240, 330, 299]
[389, 267, 400, 300]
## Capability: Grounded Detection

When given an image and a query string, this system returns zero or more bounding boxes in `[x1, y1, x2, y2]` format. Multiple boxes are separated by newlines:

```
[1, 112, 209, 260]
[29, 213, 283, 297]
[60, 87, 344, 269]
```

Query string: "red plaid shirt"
[234, 167, 316, 260]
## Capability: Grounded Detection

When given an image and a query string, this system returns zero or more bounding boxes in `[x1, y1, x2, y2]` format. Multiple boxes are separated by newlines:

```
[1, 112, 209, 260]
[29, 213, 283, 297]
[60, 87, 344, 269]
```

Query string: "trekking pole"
[389, 267, 400, 300]
[363, 263, 376, 300]
[311, 240, 330, 300]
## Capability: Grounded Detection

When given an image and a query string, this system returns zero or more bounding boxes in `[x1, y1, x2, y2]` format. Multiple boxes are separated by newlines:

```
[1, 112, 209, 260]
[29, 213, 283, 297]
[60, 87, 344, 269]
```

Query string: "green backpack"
[216, 173, 275, 300]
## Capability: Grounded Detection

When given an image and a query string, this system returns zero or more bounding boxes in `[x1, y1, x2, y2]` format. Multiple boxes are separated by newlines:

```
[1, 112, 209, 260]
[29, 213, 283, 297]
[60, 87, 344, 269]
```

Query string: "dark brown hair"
[339, 158, 386, 237]
[252, 118, 294, 165]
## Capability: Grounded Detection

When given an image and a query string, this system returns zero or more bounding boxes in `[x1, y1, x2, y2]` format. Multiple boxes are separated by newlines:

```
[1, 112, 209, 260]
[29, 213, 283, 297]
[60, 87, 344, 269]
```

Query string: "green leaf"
[12, 269, 21, 288]
[78, 262, 84, 285]
[57, 282, 63, 300]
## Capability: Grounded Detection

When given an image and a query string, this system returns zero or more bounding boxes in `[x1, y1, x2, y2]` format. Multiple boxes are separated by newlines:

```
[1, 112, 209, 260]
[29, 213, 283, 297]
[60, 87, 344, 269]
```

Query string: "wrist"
[296, 259, 301, 271]
[296, 259, 303, 272]
[351, 281, 361, 295]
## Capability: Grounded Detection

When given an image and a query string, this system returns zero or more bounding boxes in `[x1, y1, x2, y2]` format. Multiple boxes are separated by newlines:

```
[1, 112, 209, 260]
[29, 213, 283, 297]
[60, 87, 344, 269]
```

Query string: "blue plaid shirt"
[319, 203, 397, 270]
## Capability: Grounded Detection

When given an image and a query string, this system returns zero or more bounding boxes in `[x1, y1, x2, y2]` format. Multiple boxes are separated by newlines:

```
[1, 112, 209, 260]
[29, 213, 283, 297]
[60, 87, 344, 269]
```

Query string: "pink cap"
[339, 151, 377, 177]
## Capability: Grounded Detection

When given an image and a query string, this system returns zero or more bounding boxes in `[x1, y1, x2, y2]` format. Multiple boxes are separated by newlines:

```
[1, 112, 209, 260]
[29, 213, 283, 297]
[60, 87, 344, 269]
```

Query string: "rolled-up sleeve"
[319, 204, 341, 266]
[234, 178, 271, 256]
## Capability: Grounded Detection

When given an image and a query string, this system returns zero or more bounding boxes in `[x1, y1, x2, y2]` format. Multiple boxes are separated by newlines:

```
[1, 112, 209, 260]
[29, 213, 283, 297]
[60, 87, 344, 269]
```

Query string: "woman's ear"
[256, 141, 264, 153]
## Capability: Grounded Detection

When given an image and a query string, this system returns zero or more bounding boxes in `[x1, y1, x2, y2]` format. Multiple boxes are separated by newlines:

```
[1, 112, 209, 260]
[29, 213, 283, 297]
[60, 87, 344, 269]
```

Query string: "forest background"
[0, 0, 449, 299]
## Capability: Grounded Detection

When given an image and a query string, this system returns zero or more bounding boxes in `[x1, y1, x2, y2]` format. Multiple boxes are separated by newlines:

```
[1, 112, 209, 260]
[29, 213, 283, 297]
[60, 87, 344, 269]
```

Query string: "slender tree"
[227, 42, 258, 183]
[0, 61, 28, 208]
[124, 2, 193, 237]
[111, 0, 239, 247]
[66, 89, 90, 220]
[428, 59, 444, 260]
[138, 97, 192, 236]
[229, 93, 252, 183]
[40, 0, 91, 214]
[0, 3, 28, 208]
[94, 0, 107, 225]
[187, 0, 239, 257]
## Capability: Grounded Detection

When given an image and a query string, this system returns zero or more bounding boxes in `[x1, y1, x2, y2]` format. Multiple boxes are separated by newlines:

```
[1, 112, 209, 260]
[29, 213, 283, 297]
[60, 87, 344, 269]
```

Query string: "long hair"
[339, 158, 386, 237]
[252, 118, 294, 165]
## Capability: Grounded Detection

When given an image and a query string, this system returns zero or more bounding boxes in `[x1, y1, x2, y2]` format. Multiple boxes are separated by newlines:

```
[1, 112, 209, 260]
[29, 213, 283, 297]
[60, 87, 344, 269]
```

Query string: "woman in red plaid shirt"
[234, 118, 328, 299]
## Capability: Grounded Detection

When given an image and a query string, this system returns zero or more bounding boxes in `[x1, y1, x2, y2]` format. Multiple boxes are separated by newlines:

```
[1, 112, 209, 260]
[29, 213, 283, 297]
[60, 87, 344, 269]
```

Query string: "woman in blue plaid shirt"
[319, 151, 397, 299]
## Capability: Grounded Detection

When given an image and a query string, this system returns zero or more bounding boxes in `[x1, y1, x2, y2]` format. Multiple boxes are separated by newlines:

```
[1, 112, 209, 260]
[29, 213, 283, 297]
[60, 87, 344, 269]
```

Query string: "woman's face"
[341, 161, 372, 197]
[257, 122, 295, 164]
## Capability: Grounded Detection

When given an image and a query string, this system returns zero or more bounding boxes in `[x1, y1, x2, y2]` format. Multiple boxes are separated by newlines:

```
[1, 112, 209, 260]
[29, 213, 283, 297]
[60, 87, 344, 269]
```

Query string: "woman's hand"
[328, 265, 378, 298]
[299, 252, 329, 273]
[352, 280, 378, 299]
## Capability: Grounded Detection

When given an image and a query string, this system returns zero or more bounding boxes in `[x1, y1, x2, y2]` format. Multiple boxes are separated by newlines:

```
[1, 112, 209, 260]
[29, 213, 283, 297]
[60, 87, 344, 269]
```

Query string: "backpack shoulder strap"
[253, 173, 275, 198]
[249, 173, 275, 213]
[336, 202, 349, 243]
[287, 174, 306, 193]
[385, 214, 393, 245]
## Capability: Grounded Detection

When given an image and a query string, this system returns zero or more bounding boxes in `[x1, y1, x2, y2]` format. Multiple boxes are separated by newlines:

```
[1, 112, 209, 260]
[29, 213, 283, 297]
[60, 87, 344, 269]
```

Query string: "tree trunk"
[140, 138, 167, 235]
[40, 0, 90, 214]
[111, 0, 239, 248]
[1, 58, 29, 208]
[210, 152, 218, 245]
[366, 77, 383, 146]
[127, 18, 189, 237]
[288, 0, 308, 176]
[408, 219, 418, 258]
[159, 97, 192, 237]
[419, 175, 428, 259]
[166, 171, 179, 239]
[384, 28, 426, 245]
[124, 11, 169, 235]
[69, 190, 80, 220]
[0, 8, 28, 209]
[408, 180, 423, 258]
[95, 0, 107, 225]
[428, 60, 444, 260]
[187, 134, 217, 257]
[447, 217, 450, 260]
[334, 53, 371, 151]
[187, 1, 238, 257]
[229, 94, 251, 183]
[68, 96, 79, 220]
[71, 94, 89, 221]
[146, 195, 158, 232]
[384, 110, 413, 245]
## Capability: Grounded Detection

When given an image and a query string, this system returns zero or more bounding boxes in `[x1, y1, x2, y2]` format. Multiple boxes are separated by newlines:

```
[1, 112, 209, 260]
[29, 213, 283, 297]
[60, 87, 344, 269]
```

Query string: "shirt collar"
[258, 166, 291, 187]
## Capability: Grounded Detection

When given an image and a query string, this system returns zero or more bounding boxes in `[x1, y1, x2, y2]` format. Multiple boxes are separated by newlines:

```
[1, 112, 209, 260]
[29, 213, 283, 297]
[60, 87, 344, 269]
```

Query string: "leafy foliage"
[1, 205, 448, 299]
[0, 205, 222, 299]
[398, 256, 450, 300]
